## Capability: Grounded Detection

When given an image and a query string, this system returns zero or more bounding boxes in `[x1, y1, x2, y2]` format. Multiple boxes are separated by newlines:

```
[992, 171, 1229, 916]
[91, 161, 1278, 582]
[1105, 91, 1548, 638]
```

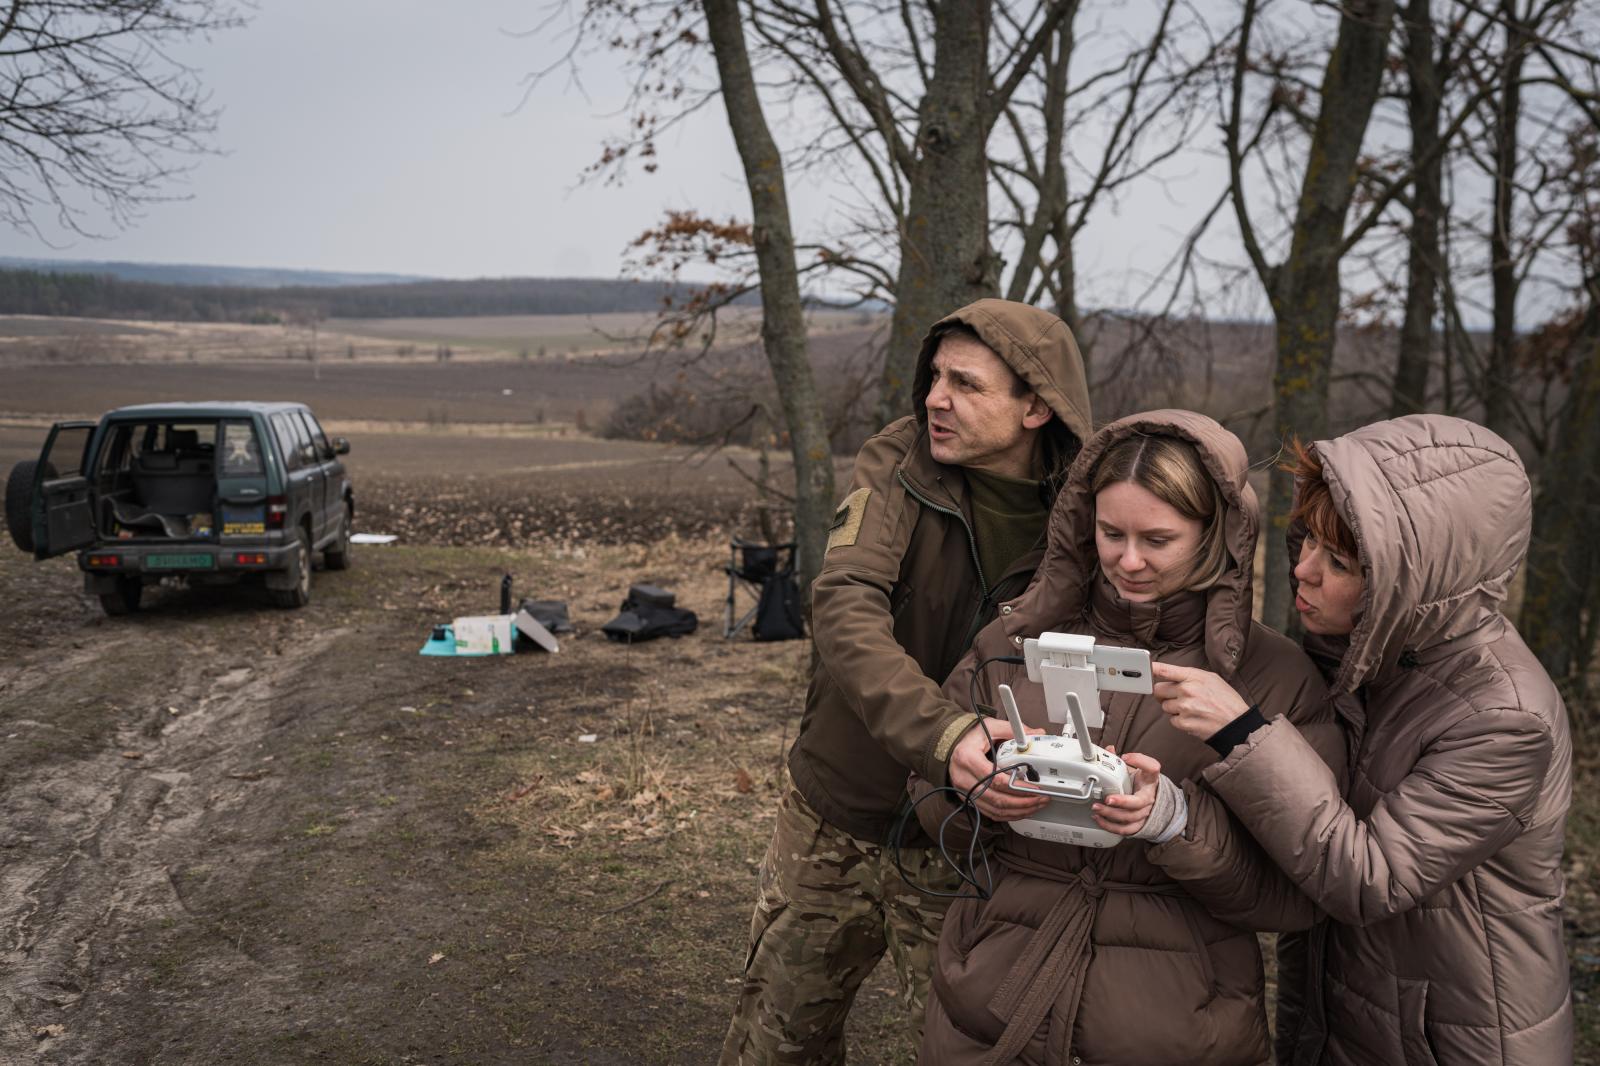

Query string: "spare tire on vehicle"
[4, 460, 53, 553]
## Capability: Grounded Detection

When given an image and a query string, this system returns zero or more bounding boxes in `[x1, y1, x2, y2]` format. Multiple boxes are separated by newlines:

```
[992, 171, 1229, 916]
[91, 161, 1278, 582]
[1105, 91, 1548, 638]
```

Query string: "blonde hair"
[1091, 433, 1232, 591]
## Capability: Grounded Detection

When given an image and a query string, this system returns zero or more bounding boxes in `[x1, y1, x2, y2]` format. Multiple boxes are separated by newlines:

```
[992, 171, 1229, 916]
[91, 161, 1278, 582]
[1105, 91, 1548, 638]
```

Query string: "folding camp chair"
[723, 538, 798, 639]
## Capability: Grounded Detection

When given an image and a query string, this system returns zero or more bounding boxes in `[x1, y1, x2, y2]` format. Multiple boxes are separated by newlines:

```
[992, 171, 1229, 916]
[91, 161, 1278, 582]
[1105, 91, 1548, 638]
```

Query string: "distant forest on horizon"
[0, 268, 768, 322]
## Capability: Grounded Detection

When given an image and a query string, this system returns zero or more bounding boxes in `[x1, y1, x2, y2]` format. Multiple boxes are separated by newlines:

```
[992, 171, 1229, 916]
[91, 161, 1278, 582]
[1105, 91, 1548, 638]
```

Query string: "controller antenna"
[998, 684, 1030, 753]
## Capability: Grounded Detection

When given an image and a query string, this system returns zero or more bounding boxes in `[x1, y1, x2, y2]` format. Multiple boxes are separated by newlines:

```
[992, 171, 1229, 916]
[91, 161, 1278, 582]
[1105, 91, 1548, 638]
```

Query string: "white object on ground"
[514, 609, 560, 653]
[351, 533, 398, 545]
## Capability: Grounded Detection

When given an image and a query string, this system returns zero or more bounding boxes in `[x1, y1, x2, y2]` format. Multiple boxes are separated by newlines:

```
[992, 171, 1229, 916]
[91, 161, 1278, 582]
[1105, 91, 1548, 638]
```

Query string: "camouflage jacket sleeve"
[811, 424, 979, 786]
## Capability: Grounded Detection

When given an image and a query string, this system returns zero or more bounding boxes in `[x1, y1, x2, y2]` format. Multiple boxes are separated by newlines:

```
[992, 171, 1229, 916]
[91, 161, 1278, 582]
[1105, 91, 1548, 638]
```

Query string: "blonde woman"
[917, 411, 1344, 1065]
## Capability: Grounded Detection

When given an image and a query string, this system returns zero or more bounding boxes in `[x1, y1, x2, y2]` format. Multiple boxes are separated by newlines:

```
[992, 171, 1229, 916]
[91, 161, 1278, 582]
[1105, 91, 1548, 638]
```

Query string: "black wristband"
[1205, 705, 1266, 758]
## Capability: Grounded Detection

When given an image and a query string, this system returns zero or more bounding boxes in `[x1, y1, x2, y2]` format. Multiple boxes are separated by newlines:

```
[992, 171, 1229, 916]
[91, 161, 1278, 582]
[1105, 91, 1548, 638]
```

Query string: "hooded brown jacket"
[788, 299, 1093, 843]
[1202, 415, 1574, 1066]
[916, 411, 1344, 1066]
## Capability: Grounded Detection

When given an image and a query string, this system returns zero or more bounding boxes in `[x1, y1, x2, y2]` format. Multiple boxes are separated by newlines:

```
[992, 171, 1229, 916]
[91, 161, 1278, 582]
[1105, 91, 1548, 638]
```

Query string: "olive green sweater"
[966, 468, 1049, 589]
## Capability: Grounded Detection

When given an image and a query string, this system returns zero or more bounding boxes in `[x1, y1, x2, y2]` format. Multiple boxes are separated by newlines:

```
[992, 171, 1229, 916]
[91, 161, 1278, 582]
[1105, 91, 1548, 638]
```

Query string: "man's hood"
[910, 298, 1093, 451]
[1001, 410, 1259, 679]
[1292, 415, 1532, 694]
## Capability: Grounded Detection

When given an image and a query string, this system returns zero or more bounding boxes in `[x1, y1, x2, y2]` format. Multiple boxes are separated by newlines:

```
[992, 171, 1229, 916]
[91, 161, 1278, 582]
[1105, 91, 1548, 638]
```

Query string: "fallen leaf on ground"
[34, 1025, 65, 1039]
[734, 768, 753, 793]
[428, 952, 445, 965]
[120, 751, 142, 760]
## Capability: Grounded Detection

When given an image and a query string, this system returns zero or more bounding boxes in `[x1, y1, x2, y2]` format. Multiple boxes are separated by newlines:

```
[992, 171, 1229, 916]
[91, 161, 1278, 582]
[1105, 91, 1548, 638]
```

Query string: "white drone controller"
[991, 633, 1152, 849]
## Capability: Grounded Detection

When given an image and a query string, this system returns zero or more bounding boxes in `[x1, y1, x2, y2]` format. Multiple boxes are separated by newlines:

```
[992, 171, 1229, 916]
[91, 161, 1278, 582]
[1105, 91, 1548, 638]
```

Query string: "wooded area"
[548, 0, 1600, 708]
[0, 269, 749, 321]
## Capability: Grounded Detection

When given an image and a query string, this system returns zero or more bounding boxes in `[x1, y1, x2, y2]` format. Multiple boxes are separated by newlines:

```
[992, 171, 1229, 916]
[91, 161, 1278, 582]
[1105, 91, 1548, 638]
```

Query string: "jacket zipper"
[897, 470, 987, 597]
[897, 469, 994, 651]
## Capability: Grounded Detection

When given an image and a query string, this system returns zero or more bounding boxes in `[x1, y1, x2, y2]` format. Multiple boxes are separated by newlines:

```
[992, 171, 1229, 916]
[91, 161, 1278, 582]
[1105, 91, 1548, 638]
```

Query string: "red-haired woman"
[1146, 415, 1573, 1065]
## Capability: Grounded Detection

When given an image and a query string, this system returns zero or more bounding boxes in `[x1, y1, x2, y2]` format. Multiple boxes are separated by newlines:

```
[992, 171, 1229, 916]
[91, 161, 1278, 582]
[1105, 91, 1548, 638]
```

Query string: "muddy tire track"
[0, 616, 339, 1063]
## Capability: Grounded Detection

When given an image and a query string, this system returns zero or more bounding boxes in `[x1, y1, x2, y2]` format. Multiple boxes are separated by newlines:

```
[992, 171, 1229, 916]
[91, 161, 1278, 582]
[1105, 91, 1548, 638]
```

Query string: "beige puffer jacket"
[916, 411, 1344, 1066]
[1204, 415, 1574, 1065]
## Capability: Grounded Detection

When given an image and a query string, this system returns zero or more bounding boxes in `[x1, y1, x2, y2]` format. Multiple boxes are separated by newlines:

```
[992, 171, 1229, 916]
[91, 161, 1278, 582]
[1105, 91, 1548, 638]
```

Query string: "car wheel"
[5, 459, 54, 553]
[99, 577, 142, 617]
[269, 527, 312, 608]
[324, 504, 352, 570]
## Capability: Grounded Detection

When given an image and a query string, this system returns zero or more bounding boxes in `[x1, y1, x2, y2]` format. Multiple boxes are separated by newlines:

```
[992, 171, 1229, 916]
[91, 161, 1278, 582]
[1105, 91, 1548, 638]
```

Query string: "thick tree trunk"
[1520, 287, 1600, 692]
[1390, 0, 1442, 418]
[703, 0, 836, 594]
[1483, 0, 1527, 438]
[1260, 0, 1397, 632]
[877, 0, 998, 424]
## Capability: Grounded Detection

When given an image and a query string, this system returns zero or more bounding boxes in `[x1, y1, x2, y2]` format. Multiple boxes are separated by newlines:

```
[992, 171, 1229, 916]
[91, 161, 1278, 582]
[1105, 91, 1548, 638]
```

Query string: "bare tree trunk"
[1259, 0, 1397, 632]
[1520, 283, 1600, 694]
[1006, 20, 1074, 307]
[877, 0, 999, 424]
[1483, 0, 1528, 438]
[1391, 0, 1443, 418]
[703, 0, 836, 594]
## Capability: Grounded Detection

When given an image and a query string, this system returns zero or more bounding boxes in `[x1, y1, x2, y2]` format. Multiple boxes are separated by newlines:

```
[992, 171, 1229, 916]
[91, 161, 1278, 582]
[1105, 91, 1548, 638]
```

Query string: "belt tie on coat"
[978, 854, 1186, 1066]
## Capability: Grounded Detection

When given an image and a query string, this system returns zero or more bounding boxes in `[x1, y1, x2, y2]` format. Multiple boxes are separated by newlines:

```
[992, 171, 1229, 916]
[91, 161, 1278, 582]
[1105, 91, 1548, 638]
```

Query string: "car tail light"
[266, 496, 287, 530]
[86, 554, 121, 568]
[234, 553, 268, 565]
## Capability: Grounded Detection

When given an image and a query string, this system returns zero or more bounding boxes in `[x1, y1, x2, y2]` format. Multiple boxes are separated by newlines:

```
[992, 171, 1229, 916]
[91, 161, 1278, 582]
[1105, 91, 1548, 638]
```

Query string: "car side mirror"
[334, 437, 350, 455]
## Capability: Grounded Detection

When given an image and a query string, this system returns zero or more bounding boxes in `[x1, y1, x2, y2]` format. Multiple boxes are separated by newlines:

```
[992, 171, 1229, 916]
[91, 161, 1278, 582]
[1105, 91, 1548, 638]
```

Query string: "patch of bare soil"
[0, 526, 919, 1064]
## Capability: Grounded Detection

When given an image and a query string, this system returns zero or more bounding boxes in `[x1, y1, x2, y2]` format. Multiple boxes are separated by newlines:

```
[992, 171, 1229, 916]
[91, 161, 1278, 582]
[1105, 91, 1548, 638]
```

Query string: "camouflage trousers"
[719, 788, 963, 1065]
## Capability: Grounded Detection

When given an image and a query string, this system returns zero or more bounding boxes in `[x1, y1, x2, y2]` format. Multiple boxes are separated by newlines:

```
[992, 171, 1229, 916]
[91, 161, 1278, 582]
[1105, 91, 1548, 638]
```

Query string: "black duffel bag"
[602, 588, 698, 643]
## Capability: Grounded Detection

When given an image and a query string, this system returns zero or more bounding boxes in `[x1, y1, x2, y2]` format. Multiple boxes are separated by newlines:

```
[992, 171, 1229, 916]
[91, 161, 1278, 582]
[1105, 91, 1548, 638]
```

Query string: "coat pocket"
[1397, 978, 1441, 1066]
[890, 580, 916, 619]
[741, 843, 791, 973]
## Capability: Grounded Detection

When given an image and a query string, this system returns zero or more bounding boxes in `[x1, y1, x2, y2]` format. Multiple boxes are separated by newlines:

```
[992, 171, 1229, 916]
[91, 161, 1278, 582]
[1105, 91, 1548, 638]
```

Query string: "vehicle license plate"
[147, 553, 214, 570]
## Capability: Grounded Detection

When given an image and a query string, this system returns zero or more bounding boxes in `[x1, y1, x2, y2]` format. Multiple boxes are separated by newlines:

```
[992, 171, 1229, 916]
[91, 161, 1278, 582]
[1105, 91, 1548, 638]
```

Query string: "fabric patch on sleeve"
[826, 488, 871, 552]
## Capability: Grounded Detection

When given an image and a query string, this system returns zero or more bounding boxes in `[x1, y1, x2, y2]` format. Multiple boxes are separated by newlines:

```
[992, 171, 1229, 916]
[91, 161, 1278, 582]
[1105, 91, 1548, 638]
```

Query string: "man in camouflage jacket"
[720, 299, 1093, 1064]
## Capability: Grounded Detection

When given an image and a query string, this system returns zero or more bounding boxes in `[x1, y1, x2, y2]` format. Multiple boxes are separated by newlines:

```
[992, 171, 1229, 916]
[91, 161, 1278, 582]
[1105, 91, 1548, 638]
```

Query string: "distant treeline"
[0, 268, 752, 321]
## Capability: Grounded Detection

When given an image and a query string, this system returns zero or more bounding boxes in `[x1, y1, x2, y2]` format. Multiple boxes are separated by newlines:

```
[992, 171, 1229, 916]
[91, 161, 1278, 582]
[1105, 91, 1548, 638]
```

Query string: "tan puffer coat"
[1203, 415, 1574, 1065]
[916, 411, 1344, 1066]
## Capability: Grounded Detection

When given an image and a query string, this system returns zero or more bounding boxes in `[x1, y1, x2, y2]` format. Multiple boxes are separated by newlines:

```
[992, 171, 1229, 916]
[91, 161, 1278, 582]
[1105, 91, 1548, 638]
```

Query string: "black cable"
[890, 655, 1032, 901]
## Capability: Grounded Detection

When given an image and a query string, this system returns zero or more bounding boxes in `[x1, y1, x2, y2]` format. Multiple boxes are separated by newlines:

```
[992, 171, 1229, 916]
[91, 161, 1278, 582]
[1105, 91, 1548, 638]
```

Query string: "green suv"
[4, 402, 354, 615]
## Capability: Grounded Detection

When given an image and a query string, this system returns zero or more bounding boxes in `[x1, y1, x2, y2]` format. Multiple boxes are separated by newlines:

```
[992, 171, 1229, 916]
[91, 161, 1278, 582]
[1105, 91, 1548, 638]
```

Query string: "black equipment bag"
[753, 571, 804, 641]
[602, 588, 698, 643]
[518, 598, 575, 634]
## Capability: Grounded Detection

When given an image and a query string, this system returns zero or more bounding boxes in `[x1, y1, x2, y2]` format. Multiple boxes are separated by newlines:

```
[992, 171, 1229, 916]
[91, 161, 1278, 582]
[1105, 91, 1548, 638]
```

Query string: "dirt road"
[0, 522, 925, 1065]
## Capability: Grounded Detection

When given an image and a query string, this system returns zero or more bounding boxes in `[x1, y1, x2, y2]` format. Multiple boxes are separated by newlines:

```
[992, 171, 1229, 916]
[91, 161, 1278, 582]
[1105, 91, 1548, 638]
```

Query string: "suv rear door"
[31, 421, 98, 559]
[217, 419, 270, 537]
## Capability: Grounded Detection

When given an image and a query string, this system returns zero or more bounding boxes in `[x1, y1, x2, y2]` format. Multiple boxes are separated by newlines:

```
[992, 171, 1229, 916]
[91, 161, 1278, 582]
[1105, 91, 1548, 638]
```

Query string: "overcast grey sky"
[4, 0, 1243, 303]
[7, 0, 766, 279]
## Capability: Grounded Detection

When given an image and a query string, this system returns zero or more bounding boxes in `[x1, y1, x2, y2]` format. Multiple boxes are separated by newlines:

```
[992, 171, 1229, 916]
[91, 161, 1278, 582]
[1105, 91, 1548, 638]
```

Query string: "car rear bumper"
[76, 542, 298, 580]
